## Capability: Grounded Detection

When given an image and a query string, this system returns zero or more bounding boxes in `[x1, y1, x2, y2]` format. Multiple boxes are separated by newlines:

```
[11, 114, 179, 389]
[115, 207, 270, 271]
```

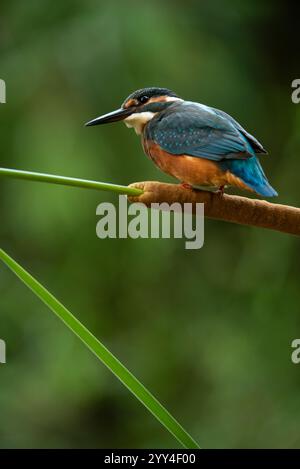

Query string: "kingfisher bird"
[85, 87, 277, 197]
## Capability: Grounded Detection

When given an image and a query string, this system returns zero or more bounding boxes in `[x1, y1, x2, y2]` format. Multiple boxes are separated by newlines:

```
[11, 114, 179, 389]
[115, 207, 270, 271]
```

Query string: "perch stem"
[128, 181, 300, 236]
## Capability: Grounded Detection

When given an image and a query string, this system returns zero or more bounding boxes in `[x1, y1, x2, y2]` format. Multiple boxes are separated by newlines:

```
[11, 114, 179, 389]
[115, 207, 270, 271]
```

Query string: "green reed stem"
[0, 248, 200, 449]
[0, 167, 143, 196]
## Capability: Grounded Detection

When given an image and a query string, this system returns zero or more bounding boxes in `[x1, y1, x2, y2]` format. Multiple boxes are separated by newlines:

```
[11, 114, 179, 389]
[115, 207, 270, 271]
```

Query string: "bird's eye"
[139, 95, 149, 104]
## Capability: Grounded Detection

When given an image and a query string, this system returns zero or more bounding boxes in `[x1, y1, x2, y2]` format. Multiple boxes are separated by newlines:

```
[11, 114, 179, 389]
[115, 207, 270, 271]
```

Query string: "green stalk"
[0, 248, 200, 449]
[0, 167, 143, 196]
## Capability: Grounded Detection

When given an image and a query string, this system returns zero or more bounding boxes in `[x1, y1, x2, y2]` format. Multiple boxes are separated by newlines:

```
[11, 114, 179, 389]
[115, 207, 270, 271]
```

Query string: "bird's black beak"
[85, 107, 135, 127]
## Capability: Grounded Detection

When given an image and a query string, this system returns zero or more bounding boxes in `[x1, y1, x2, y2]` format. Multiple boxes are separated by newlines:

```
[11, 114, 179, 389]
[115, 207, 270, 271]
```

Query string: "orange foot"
[180, 183, 193, 190]
[217, 185, 225, 196]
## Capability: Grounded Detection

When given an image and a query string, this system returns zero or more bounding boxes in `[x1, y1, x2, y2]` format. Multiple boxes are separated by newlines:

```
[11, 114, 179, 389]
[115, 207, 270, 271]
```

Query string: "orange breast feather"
[142, 140, 251, 191]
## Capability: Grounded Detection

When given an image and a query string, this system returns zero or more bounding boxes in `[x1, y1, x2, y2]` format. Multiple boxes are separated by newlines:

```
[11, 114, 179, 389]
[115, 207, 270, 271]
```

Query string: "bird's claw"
[180, 183, 193, 191]
[216, 185, 225, 196]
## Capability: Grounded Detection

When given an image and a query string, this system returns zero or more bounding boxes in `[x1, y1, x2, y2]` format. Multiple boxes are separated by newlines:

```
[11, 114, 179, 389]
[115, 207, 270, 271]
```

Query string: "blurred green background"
[0, 0, 300, 449]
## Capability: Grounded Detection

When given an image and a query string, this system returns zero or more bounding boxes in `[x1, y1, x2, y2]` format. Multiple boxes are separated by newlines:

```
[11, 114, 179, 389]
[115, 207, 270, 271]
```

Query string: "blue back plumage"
[146, 101, 277, 197]
[147, 101, 255, 160]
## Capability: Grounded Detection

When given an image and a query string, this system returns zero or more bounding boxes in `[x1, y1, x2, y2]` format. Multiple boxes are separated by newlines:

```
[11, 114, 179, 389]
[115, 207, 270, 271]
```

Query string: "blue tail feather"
[221, 156, 278, 197]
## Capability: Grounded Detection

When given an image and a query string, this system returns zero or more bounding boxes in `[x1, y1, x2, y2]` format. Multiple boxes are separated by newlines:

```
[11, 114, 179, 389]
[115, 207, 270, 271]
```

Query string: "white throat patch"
[124, 112, 155, 135]
[123, 97, 183, 135]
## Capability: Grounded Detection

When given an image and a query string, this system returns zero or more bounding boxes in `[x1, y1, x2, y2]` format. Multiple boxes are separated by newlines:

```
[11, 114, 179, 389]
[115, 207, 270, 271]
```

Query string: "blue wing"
[211, 107, 267, 154]
[145, 101, 266, 161]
